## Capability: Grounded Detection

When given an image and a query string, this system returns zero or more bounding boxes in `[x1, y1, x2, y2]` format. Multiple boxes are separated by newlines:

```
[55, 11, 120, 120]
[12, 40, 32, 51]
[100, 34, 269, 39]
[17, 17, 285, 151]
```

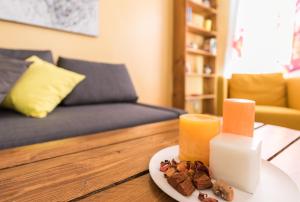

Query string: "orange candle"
[179, 114, 221, 165]
[222, 98, 255, 137]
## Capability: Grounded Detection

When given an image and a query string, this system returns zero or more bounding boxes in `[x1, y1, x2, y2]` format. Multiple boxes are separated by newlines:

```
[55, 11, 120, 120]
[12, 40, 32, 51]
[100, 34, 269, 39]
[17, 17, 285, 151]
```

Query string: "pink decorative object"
[232, 29, 244, 58]
[287, 0, 300, 72]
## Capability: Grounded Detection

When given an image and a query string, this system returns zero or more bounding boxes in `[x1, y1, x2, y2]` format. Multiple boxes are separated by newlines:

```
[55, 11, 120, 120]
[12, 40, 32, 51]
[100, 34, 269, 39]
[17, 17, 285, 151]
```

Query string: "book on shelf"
[202, 38, 217, 55]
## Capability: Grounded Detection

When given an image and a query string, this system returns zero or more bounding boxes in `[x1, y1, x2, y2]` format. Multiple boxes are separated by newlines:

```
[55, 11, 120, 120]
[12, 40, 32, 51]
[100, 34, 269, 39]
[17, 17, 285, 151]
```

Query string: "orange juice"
[179, 114, 220, 165]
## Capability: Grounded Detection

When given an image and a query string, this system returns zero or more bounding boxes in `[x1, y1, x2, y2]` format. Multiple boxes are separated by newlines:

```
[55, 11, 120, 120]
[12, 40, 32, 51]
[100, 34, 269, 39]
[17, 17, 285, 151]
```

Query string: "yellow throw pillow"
[2, 56, 85, 118]
[229, 73, 286, 107]
[286, 77, 300, 110]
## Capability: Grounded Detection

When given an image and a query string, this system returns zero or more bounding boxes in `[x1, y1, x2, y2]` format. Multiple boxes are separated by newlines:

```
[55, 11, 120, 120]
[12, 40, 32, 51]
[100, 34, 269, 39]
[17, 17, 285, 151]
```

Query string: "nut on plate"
[176, 178, 195, 196]
[199, 193, 218, 202]
[201, 197, 219, 202]
[176, 161, 188, 172]
[198, 192, 208, 201]
[193, 174, 213, 190]
[194, 161, 210, 177]
[212, 180, 234, 201]
[164, 167, 176, 178]
[160, 160, 170, 172]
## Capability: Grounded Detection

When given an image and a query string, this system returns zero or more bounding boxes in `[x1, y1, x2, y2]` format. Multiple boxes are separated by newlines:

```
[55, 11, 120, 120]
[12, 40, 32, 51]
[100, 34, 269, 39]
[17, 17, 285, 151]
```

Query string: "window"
[224, 0, 298, 77]
[287, 0, 300, 73]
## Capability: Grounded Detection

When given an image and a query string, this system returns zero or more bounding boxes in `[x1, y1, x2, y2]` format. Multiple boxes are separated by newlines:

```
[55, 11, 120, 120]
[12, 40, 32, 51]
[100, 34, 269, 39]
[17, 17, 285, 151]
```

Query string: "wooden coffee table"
[0, 120, 299, 201]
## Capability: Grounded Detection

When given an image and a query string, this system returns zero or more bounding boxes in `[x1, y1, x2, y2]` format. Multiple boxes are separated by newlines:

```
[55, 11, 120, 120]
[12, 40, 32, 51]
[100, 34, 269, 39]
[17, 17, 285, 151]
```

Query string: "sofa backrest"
[216, 73, 291, 115]
[57, 57, 138, 105]
[0, 48, 54, 63]
[228, 73, 286, 107]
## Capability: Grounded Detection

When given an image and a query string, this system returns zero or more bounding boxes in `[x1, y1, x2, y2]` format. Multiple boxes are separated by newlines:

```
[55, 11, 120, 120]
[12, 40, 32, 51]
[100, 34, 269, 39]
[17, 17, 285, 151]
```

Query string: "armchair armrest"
[286, 77, 300, 110]
[216, 76, 229, 115]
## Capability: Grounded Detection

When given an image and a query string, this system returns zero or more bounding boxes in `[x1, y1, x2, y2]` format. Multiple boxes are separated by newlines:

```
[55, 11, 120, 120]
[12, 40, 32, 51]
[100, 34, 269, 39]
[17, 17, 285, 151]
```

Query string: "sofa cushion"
[229, 73, 286, 107]
[2, 56, 85, 118]
[0, 103, 184, 149]
[0, 56, 29, 103]
[57, 57, 138, 105]
[255, 105, 300, 130]
[0, 48, 54, 63]
[286, 77, 300, 110]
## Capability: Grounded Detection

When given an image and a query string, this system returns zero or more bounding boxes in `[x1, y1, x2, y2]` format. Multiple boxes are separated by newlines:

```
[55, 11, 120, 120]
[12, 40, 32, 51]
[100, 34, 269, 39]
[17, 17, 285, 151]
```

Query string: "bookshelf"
[173, 0, 218, 114]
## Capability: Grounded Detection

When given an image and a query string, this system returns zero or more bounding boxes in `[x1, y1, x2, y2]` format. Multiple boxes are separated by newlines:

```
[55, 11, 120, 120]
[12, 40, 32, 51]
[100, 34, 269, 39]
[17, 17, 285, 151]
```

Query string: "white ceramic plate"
[149, 145, 300, 202]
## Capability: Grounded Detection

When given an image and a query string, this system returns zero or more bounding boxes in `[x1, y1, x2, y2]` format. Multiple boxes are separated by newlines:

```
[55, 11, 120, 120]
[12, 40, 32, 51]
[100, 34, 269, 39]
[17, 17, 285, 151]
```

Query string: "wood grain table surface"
[0, 120, 299, 202]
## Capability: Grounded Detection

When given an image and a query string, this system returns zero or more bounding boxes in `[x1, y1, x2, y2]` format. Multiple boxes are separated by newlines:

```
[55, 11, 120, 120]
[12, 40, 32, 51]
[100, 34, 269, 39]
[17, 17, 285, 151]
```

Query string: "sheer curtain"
[287, 0, 300, 73]
[224, 0, 297, 78]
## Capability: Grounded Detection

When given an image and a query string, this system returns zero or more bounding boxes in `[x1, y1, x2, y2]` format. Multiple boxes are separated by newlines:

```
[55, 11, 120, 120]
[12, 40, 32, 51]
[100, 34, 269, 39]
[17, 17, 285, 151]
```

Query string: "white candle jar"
[209, 133, 262, 193]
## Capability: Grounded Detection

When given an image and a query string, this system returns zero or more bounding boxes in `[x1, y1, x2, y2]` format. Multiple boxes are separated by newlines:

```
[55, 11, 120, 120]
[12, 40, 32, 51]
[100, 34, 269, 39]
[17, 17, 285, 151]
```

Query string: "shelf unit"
[187, 0, 217, 15]
[187, 24, 216, 37]
[173, 0, 218, 114]
[186, 48, 215, 57]
[185, 73, 216, 78]
[185, 94, 215, 101]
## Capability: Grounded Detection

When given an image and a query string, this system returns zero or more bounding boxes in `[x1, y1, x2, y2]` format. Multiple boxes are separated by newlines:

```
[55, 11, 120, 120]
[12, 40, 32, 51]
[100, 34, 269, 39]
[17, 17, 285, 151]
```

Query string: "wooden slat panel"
[1, 122, 298, 202]
[271, 138, 300, 190]
[254, 125, 300, 160]
[254, 122, 264, 129]
[80, 174, 175, 202]
[0, 130, 179, 202]
[0, 120, 179, 170]
[81, 125, 300, 201]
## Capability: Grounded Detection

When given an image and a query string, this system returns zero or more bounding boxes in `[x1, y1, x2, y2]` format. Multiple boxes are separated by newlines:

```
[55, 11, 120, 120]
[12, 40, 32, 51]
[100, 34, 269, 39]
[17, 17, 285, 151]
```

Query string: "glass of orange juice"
[179, 114, 221, 165]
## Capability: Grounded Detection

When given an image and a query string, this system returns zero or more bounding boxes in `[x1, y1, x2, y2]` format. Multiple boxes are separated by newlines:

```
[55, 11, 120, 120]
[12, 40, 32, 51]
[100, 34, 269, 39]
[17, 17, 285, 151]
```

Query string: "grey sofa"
[0, 103, 183, 149]
[0, 48, 184, 149]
